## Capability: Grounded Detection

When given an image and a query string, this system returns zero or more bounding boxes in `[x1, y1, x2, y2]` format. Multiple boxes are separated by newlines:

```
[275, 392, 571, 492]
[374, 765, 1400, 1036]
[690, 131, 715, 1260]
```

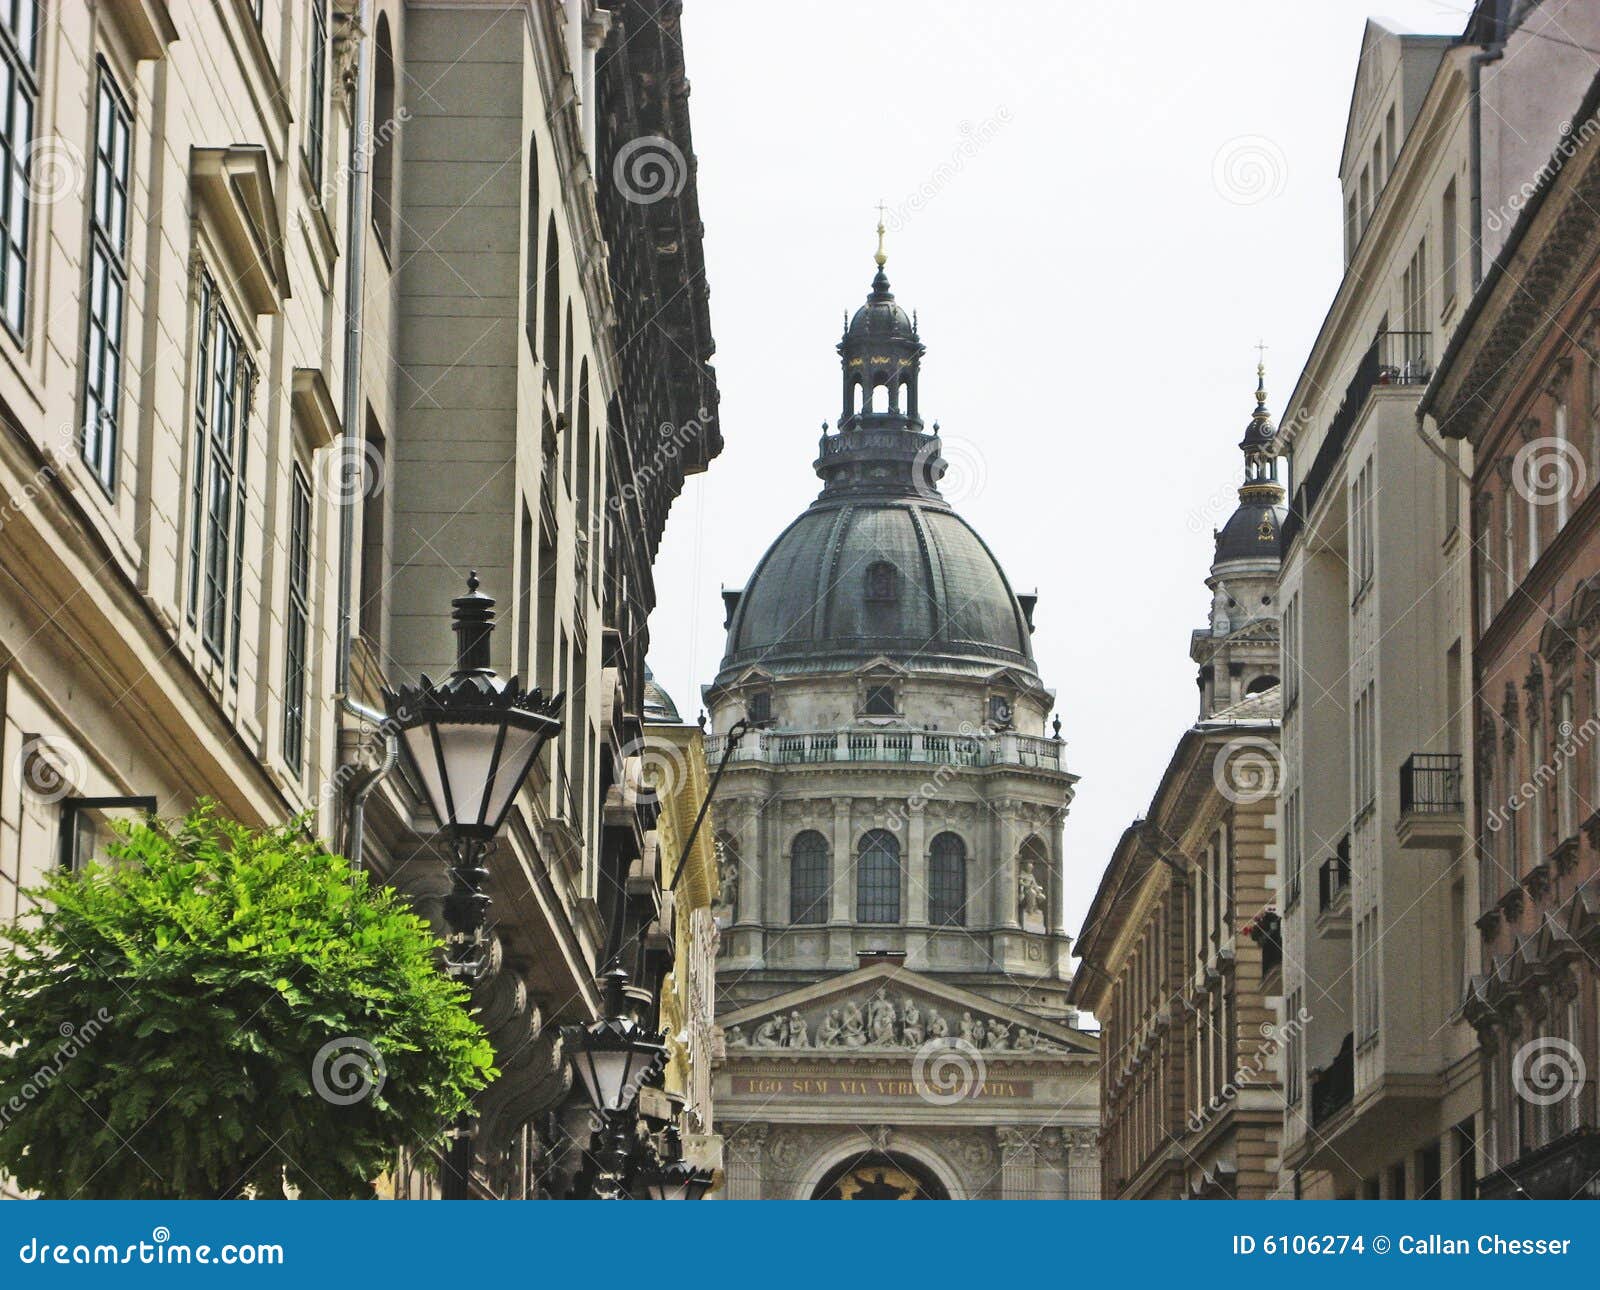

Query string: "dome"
[846, 268, 917, 345]
[1214, 492, 1286, 565]
[642, 667, 682, 722]
[717, 492, 1037, 684]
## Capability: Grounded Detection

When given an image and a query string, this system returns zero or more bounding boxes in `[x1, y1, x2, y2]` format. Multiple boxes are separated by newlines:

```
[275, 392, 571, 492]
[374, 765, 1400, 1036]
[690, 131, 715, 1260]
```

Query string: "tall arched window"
[929, 832, 966, 925]
[371, 16, 397, 251]
[856, 829, 901, 923]
[524, 131, 539, 352]
[790, 830, 829, 925]
[541, 213, 560, 379]
[562, 300, 575, 490]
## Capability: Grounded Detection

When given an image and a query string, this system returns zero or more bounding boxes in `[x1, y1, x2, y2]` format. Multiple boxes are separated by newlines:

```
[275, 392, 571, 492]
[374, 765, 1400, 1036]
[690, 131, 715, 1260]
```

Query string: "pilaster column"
[736, 801, 762, 928]
[906, 802, 928, 924]
[724, 1123, 768, 1200]
[998, 1126, 1037, 1199]
[831, 797, 852, 923]
[995, 804, 1021, 929]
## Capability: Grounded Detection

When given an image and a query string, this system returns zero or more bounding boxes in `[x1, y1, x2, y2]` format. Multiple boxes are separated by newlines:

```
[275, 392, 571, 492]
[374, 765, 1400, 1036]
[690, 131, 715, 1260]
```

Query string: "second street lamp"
[383, 571, 563, 1195]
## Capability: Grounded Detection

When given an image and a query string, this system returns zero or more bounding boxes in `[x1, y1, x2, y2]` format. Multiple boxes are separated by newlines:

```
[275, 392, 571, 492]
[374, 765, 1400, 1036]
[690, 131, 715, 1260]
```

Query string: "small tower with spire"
[1190, 360, 1288, 718]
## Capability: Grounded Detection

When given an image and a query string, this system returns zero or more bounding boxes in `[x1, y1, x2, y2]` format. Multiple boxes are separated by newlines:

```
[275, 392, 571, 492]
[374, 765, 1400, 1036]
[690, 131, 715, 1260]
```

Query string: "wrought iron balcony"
[1310, 1033, 1355, 1128]
[702, 726, 1064, 772]
[1397, 753, 1465, 849]
[1318, 839, 1351, 915]
[1247, 909, 1282, 979]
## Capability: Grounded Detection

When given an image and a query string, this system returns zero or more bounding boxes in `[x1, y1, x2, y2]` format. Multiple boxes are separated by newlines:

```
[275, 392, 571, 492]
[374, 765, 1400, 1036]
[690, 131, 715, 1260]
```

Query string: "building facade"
[1072, 375, 1286, 1199]
[1271, 1, 1600, 1199]
[704, 244, 1098, 1200]
[0, 0, 721, 1200]
[1424, 61, 1600, 1199]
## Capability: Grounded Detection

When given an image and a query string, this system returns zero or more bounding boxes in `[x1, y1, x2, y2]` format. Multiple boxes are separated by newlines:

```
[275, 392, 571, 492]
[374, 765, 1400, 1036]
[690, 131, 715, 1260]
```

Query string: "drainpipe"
[334, 0, 384, 862]
[1468, 6, 1509, 290]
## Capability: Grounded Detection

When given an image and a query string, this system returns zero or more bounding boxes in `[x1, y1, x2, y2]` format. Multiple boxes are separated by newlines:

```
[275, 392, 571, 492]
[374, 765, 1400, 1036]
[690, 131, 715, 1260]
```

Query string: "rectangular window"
[186, 275, 253, 671]
[0, 0, 38, 337]
[283, 467, 312, 776]
[305, 0, 328, 190]
[1441, 179, 1458, 310]
[81, 67, 131, 493]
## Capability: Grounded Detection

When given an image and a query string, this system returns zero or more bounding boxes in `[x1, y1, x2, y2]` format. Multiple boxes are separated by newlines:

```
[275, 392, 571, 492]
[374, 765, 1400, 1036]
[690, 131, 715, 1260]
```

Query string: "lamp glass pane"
[480, 721, 545, 830]
[431, 722, 503, 828]
[575, 1048, 633, 1112]
[400, 725, 451, 828]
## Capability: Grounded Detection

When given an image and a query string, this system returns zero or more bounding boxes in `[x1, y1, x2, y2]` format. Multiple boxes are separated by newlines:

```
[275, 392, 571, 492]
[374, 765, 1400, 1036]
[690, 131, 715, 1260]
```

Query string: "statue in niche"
[784, 1010, 809, 1048]
[959, 1012, 976, 1043]
[752, 1015, 785, 1048]
[841, 1000, 868, 1047]
[901, 999, 924, 1047]
[1019, 860, 1047, 923]
[986, 1020, 1011, 1051]
[867, 988, 898, 1045]
[927, 1008, 949, 1041]
[714, 853, 740, 921]
[817, 1008, 844, 1047]
[725, 1025, 747, 1048]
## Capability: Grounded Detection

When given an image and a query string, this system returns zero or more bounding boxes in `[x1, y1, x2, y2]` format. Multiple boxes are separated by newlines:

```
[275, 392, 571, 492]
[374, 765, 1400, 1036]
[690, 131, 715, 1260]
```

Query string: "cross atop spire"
[874, 199, 888, 267]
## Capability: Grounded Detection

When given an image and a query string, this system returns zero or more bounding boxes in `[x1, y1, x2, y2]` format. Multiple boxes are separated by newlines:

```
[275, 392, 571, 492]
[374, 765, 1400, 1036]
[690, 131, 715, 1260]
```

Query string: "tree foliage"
[0, 804, 494, 1198]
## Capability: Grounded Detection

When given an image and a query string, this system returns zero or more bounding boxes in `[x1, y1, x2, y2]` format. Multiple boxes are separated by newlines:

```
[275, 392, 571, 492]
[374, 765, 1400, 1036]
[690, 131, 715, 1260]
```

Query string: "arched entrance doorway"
[810, 1151, 950, 1200]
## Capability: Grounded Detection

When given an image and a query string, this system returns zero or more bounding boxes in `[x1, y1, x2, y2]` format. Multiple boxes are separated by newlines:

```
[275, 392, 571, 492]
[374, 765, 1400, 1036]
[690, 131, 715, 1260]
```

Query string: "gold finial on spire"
[874, 199, 888, 267]
[1254, 340, 1268, 407]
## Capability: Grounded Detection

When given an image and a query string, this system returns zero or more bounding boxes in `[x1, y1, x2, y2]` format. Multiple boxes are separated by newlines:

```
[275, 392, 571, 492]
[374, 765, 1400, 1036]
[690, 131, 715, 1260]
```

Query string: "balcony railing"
[702, 727, 1064, 772]
[1247, 909, 1282, 978]
[1399, 753, 1463, 814]
[1310, 1033, 1355, 1128]
[1318, 843, 1350, 914]
[1282, 330, 1433, 549]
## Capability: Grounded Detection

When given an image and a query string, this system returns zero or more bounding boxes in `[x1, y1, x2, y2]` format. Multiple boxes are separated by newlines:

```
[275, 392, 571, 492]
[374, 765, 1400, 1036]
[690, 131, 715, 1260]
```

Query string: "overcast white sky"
[644, 0, 1468, 936]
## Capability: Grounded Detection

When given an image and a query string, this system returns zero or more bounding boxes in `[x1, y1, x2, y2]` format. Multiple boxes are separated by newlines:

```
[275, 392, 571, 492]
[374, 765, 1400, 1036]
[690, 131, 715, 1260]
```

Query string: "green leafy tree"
[0, 804, 494, 1198]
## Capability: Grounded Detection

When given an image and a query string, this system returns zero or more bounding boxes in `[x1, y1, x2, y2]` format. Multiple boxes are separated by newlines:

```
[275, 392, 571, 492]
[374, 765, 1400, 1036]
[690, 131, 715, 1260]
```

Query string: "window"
[0, 0, 37, 336]
[1401, 238, 1428, 375]
[1529, 713, 1547, 867]
[856, 829, 900, 923]
[863, 683, 896, 716]
[305, 0, 329, 190]
[358, 416, 385, 643]
[371, 16, 396, 251]
[790, 830, 828, 925]
[186, 275, 253, 672]
[1555, 397, 1573, 530]
[1441, 179, 1458, 309]
[81, 67, 131, 493]
[1349, 459, 1374, 599]
[865, 560, 898, 601]
[928, 832, 966, 925]
[746, 689, 771, 725]
[283, 467, 312, 776]
[1359, 166, 1371, 230]
[1559, 688, 1577, 842]
[541, 214, 559, 377]
[524, 132, 539, 353]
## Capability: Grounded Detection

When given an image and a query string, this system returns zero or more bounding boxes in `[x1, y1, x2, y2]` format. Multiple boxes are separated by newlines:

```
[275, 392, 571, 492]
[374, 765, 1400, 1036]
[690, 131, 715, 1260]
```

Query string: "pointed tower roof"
[1214, 362, 1287, 567]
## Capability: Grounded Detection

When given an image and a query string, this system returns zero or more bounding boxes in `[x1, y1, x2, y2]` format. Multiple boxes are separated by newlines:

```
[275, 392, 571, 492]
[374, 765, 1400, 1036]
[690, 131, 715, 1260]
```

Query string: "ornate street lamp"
[382, 572, 563, 980]
[382, 572, 562, 1199]
[635, 1125, 716, 1201]
[563, 967, 668, 1198]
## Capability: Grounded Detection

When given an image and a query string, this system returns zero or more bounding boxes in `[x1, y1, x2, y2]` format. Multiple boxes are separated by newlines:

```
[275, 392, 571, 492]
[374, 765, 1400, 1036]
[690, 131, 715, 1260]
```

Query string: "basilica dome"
[715, 254, 1037, 686]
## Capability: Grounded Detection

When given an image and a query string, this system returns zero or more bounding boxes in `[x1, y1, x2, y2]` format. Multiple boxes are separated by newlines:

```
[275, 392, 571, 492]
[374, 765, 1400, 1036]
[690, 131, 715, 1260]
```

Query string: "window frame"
[283, 465, 313, 777]
[928, 831, 966, 926]
[80, 62, 132, 495]
[789, 829, 829, 925]
[855, 828, 901, 924]
[0, 0, 39, 340]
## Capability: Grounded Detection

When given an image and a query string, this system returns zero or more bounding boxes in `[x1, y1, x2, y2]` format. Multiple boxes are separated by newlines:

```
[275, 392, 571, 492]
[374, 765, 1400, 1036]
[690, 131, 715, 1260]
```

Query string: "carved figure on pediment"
[1012, 1027, 1036, 1052]
[867, 987, 898, 1045]
[986, 1020, 1011, 1051]
[725, 1024, 747, 1048]
[842, 1000, 868, 1047]
[817, 1008, 844, 1047]
[901, 998, 924, 1047]
[785, 1010, 809, 1048]
[927, 1008, 949, 1040]
[753, 1015, 784, 1048]
[960, 1011, 976, 1043]
[971, 1018, 987, 1048]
